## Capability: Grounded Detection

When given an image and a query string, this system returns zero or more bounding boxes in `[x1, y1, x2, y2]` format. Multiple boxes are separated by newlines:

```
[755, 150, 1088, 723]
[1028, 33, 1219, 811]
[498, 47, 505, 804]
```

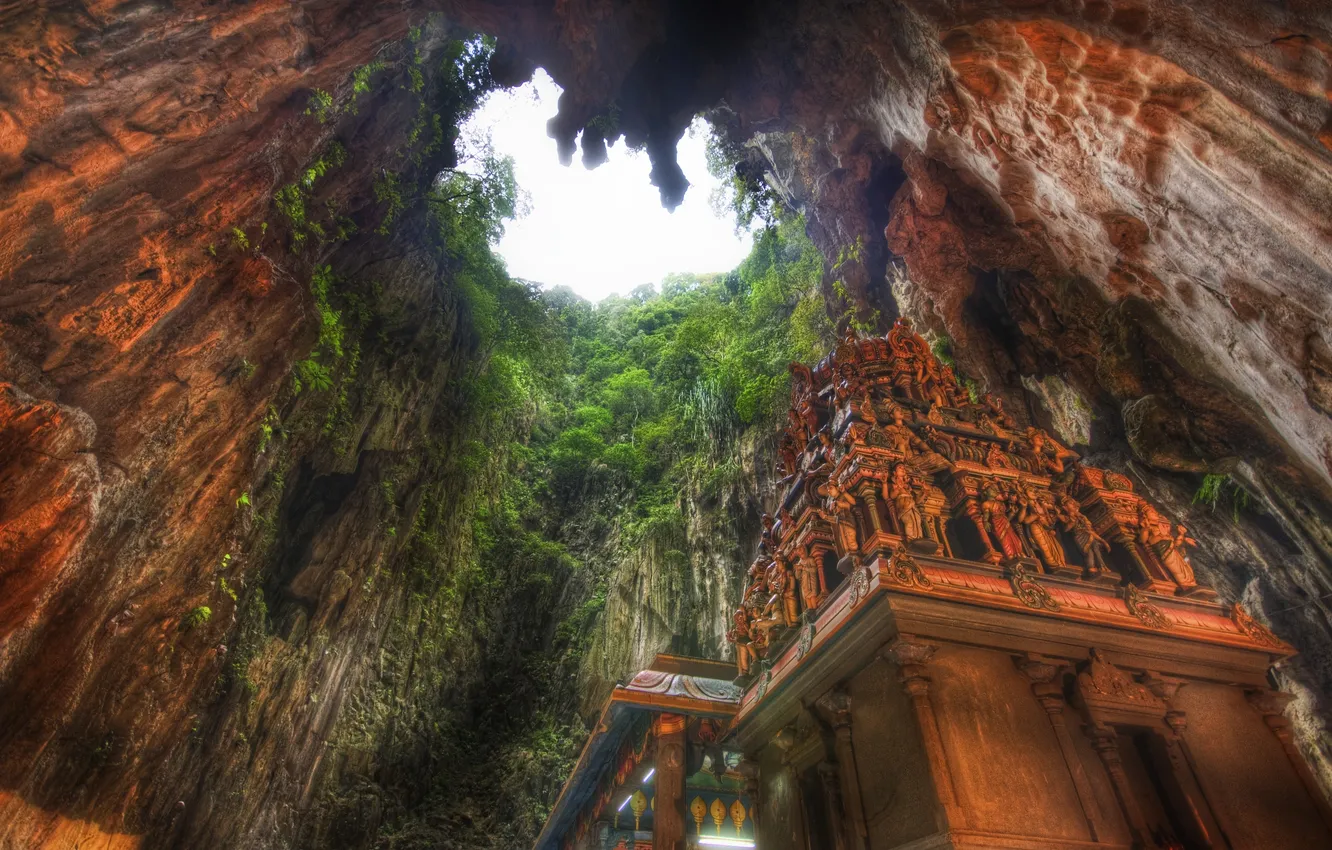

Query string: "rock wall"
[3, 0, 1332, 846]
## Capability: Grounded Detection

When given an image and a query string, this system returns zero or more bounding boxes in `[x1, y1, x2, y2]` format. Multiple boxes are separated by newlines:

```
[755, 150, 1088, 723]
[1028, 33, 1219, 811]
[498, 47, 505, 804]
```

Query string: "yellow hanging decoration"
[630, 790, 648, 831]
[730, 799, 747, 835]
[710, 798, 726, 834]
[690, 796, 707, 831]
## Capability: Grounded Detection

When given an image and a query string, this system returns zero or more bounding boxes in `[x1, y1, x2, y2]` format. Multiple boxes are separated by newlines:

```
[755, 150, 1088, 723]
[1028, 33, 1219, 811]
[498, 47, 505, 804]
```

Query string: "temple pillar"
[882, 636, 967, 831]
[962, 498, 1002, 564]
[1086, 723, 1156, 848]
[1247, 689, 1332, 834]
[817, 760, 851, 850]
[1157, 707, 1231, 848]
[653, 713, 687, 850]
[1015, 655, 1106, 842]
[816, 690, 868, 850]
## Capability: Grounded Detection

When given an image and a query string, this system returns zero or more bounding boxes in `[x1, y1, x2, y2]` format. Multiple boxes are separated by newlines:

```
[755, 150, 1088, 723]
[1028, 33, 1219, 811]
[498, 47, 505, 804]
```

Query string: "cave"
[2, 1, 1331, 849]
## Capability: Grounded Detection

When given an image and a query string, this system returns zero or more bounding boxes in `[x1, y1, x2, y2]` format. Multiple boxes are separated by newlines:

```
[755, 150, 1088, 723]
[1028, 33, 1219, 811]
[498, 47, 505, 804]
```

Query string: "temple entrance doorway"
[1116, 727, 1213, 850]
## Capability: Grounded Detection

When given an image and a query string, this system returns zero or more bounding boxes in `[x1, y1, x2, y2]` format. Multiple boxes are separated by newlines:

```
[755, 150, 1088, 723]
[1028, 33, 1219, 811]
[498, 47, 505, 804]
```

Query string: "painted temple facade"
[535, 321, 1332, 850]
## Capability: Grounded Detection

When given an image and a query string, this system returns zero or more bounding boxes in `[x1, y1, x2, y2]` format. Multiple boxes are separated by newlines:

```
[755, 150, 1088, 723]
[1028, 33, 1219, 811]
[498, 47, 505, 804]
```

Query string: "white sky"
[463, 70, 753, 302]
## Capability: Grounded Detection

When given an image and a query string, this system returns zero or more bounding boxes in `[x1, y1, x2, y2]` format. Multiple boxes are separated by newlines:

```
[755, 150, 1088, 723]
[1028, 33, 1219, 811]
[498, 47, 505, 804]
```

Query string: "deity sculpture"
[820, 478, 860, 566]
[1018, 486, 1066, 571]
[980, 484, 1025, 561]
[787, 408, 808, 446]
[798, 396, 821, 439]
[778, 432, 799, 477]
[794, 552, 824, 612]
[1137, 503, 1198, 591]
[887, 463, 925, 543]
[1058, 494, 1110, 579]
[983, 393, 1017, 429]
[727, 608, 756, 677]
[858, 392, 878, 427]
[882, 404, 916, 456]
[815, 429, 837, 468]
[760, 513, 776, 549]
[1025, 426, 1076, 475]
[768, 554, 801, 626]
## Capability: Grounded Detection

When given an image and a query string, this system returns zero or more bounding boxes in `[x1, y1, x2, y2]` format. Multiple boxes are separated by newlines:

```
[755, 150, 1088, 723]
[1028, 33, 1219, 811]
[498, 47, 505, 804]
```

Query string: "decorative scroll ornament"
[1080, 649, 1162, 707]
[755, 667, 773, 701]
[884, 547, 933, 589]
[795, 620, 816, 660]
[1231, 603, 1281, 647]
[1123, 583, 1170, 630]
[1006, 562, 1060, 611]
[849, 566, 871, 605]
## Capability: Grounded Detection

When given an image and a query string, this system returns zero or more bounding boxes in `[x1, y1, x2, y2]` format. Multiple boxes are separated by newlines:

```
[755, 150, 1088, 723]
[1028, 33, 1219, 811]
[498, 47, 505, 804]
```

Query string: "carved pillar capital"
[1246, 688, 1294, 723]
[1015, 653, 1069, 716]
[881, 634, 937, 685]
[1012, 653, 1104, 842]
[816, 690, 853, 727]
[1142, 671, 1187, 703]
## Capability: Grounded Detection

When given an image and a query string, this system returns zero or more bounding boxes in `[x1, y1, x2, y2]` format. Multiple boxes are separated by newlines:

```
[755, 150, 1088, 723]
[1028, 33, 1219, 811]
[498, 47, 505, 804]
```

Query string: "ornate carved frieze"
[731, 320, 1243, 681]
[1122, 583, 1170, 630]
[1232, 603, 1281, 647]
[1006, 562, 1060, 611]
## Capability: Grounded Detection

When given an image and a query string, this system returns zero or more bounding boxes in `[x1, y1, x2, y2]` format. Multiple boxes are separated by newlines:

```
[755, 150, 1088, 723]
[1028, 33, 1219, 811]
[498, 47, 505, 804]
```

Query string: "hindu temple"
[536, 321, 1332, 850]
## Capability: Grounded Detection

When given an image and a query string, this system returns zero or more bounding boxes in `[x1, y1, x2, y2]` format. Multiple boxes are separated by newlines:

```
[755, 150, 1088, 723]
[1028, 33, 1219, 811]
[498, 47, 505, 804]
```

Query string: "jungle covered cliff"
[3, 0, 1332, 848]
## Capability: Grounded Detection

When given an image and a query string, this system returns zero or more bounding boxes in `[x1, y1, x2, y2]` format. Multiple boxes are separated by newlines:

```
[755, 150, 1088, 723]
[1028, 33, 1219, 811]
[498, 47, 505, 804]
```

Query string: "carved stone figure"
[1019, 487, 1067, 572]
[727, 608, 756, 677]
[983, 393, 1017, 429]
[1059, 494, 1110, 578]
[778, 432, 798, 477]
[981, 485, 1025, 561]
[769, 555, 800, 626]
[882, 404, 916, 457]
[887, 463, 924, 542]
[1161, 523, 1199, 589]
[794, 553, 823, 613]
[820, 479, 860, 564]
[858, 392, 878, 427]
[1025, 426, 1076, 475]
[1137, 504, 1198, 590]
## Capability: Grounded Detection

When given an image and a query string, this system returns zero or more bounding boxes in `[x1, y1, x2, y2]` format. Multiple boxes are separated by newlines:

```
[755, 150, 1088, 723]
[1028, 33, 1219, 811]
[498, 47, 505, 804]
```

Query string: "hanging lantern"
[710, 798, 726, 834]
[730, 799, 747, 835]
[630, 791, 648, 831]
[690, 796, 707, 832]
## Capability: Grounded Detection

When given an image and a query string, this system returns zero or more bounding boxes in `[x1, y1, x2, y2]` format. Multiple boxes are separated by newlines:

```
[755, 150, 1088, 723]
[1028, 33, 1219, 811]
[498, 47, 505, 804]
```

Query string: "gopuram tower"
[534, 321, 1331, 850]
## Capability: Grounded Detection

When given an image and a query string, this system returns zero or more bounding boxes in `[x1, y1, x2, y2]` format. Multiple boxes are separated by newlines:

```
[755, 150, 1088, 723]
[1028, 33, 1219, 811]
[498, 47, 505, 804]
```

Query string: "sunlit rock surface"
[2, 0, 1331, 847]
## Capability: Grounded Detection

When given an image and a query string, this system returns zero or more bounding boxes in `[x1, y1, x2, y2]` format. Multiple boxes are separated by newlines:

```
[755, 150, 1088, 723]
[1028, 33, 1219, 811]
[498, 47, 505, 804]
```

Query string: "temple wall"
[1061, 700, 1133, 847]
[754, 742, 804, 850]
[928, 644, 1092, 843]
[1175, 682, 1331, 848]
[847, 660, 937, 849]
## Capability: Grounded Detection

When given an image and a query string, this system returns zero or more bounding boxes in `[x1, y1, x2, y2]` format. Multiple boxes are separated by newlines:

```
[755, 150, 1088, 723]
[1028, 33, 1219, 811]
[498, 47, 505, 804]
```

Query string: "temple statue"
[1058, 494, 1110, 579]
[1018, 486, 1066, 571]
[980, 485, 1025, 561]
[1138, 503, 1199, 591]
[726, 608, 756, 677]
[887, 463, 925, 543]
[794, 553, 824, 612]
[820, 478, 860, 565]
